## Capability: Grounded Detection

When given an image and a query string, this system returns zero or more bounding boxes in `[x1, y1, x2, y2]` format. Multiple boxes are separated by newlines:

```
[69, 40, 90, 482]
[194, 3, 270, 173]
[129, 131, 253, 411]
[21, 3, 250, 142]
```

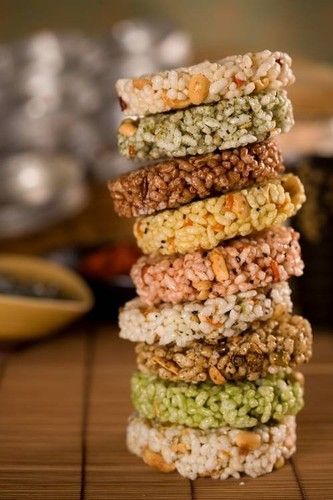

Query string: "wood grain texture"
[292, 334, 333, 500]
[0, 329, 87, 499]
[0, 327, 332, 499]
[193, 464, 302, 500]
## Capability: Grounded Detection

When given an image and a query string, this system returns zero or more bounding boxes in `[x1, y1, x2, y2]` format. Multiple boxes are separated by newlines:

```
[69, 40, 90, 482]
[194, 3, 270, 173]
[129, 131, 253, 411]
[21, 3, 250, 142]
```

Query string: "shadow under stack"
[109, 50, 312, 481]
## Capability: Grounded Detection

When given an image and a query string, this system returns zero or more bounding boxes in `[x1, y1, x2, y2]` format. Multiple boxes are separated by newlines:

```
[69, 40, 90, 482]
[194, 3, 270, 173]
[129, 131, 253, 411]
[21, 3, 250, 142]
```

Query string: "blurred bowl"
[0, 254, 93, 341]
[0, 152, 89, 239]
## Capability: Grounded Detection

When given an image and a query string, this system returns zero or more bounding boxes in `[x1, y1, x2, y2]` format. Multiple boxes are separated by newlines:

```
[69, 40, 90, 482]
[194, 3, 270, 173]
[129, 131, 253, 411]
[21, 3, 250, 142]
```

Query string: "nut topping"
[210, 250, 229, 282]
[209, 366, 226, 385]
[274, 456, 285, 469]
[142, 447, 175, 472]
[118, 120, 137, 137]
[133, 78, 150, 90]
[152, 356, 179, 375]
[188, 74, 210, 105]
[232, 193, 251, 218]
[255, 77, 270, 92]
[161, 91, 191, 109]
[235, 431, 262, 451]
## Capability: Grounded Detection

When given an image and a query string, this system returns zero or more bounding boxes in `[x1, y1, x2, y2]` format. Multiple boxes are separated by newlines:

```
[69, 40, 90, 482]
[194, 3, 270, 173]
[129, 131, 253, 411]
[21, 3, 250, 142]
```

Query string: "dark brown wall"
[0, 0, 331, 62]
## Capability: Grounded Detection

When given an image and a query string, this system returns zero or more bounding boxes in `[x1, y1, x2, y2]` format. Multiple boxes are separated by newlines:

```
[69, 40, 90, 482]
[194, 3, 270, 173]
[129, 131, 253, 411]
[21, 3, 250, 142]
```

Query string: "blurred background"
[0, 0, 333, 339]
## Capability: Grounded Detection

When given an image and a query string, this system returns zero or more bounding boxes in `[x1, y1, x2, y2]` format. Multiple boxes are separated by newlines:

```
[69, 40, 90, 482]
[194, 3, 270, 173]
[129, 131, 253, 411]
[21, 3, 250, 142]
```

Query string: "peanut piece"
[188, 74, 210, 105]
[293, 371, 305, 386]
[235, 431, 262, 451]
[161, 91, 191, 109]
[197, 289, 209, 301]
[209, 366, 226, 385]
[232, 193, 250, 218]
[118, 120, 137, 137]
[209, 250, 229, 282]
[193, 280, 211, 291]
[282, 174, 305, 207]
[133, 78, 150, 90]
[143, 448, 175, 473]
[274, 456, 285, 470]
[255, 77, 270, 92]
[152, 356, 179, 375]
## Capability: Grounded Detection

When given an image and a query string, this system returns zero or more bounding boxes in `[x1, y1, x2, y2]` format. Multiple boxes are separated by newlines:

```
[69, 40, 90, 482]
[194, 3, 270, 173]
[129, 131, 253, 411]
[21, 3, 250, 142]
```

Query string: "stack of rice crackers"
[109, 50, 312, 481]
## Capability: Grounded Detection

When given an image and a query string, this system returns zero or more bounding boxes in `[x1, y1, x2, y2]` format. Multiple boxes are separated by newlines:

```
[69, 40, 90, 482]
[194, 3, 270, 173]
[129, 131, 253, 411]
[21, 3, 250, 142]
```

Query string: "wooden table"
[0, 324, 332, 500]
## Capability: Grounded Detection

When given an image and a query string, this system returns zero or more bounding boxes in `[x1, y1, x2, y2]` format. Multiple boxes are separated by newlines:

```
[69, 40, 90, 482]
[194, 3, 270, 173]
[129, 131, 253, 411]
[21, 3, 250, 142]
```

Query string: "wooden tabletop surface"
[0, 323, 332, 500]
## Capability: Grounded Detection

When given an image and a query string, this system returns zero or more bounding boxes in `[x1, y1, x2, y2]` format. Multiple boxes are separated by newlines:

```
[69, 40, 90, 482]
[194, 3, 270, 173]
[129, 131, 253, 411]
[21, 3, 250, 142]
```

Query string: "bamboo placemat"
[0, 324, 332, 499]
